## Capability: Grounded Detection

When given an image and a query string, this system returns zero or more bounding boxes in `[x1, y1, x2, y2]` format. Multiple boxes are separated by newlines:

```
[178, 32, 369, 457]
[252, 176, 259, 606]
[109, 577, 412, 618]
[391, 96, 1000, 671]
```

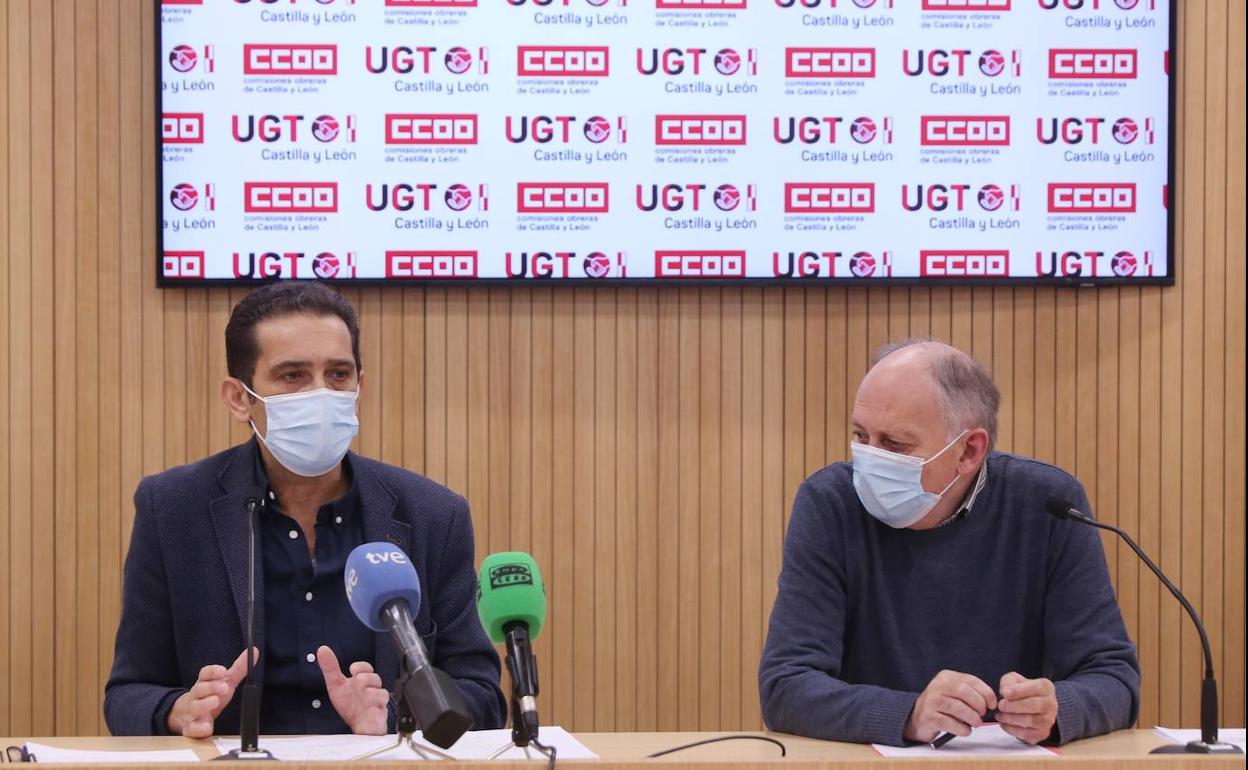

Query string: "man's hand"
[903, 669, 998, 743]
[316, 645, 389, 736]
[996, 672, 1058, 744]
[166, 648, 257, 738]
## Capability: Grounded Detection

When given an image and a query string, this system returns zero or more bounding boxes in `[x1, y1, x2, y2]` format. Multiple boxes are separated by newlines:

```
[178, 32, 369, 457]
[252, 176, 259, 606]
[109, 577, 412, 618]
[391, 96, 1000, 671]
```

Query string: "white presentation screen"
[158, 0, 1174, 285]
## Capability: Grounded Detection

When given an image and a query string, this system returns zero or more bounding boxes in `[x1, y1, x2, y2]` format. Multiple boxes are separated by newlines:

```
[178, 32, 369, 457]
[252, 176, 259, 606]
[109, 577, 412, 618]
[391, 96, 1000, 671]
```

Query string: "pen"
[931, 709, 997, 748]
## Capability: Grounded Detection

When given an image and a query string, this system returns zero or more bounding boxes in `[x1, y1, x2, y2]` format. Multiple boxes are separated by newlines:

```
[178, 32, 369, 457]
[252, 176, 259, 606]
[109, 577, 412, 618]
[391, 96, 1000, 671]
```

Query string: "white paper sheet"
[212, 734, 395, 761]
[214, 726, 597, 761]
[1154, 726, 1247, 752]
[440, 727, 598, 760]
[21, 742, 201, 764]
[872, 724, 1058, 758]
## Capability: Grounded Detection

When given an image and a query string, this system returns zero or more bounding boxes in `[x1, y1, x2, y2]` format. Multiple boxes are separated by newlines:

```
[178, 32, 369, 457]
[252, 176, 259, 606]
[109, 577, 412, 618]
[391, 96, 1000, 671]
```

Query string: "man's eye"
[282, 372, 302, 382]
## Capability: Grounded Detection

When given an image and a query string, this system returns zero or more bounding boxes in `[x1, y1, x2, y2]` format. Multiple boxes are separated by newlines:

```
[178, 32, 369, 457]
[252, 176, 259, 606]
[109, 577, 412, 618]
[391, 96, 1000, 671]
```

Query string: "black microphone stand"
[1051, 501, 1241, 755]
[214, 495, 275, 761]
[353, 658, 456, 761]
[487, 626, 554, 764]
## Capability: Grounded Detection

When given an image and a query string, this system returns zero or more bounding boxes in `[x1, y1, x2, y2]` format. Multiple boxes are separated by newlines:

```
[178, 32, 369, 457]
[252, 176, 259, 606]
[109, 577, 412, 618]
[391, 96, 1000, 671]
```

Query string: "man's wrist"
[158, 689, 189, 736]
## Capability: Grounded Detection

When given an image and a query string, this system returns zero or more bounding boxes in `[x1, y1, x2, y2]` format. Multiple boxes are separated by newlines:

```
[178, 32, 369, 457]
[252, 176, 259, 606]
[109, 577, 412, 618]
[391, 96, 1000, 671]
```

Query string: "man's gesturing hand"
[903, 669, 998, 743]
[167, 648, 257, 738]
[316, 645, 390, 736]
[996, 671, 1058, 744]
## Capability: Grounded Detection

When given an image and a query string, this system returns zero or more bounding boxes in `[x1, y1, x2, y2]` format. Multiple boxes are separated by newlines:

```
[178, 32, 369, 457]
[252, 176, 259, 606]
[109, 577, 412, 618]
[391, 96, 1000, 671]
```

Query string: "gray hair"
[871, 337, 1001, 448]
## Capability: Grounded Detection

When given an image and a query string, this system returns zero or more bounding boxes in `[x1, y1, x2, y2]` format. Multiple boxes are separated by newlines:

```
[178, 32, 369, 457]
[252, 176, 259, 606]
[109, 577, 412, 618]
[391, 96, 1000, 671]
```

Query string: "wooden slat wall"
[0, 0, 1243, 737]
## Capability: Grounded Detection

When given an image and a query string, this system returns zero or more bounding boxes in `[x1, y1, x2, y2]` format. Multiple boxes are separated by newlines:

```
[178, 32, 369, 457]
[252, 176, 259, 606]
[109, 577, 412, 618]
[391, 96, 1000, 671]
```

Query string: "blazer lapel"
[209, 443, 267, 677]
[356, 456, 409, 687]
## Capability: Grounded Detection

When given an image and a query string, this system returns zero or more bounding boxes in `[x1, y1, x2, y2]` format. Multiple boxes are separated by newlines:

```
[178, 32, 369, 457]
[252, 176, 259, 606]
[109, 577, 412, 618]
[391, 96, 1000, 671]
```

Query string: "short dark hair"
[225, 282, 361, 386]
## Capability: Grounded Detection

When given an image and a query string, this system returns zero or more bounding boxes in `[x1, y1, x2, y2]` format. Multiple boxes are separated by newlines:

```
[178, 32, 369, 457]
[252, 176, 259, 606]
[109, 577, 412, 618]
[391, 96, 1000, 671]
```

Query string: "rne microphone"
[1044, 497, 1241, 755]
[477, 552, 547, 744]
[345, 542, 472, 749]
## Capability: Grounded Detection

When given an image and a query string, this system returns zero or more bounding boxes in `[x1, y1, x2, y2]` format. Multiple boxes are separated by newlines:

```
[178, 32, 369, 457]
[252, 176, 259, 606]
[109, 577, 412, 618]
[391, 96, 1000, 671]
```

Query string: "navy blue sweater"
[759, 452, 1139, 746]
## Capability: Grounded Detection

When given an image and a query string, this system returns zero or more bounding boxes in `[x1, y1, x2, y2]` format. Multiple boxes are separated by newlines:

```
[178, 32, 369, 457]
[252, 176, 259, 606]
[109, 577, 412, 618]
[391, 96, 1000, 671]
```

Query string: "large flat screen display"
[158, 0, 1174, 285]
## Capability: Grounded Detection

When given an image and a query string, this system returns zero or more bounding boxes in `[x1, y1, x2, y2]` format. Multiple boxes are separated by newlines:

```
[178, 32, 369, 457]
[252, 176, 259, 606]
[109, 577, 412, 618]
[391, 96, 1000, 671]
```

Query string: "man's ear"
[221, 378, 255, 425]
[958, 428, 991, 474]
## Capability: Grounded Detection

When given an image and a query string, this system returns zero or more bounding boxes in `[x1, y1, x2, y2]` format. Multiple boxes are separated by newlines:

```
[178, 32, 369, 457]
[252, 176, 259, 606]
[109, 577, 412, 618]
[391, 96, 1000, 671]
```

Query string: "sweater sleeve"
[1044, 485, 1141, 744]
[759, 478, 919, 746]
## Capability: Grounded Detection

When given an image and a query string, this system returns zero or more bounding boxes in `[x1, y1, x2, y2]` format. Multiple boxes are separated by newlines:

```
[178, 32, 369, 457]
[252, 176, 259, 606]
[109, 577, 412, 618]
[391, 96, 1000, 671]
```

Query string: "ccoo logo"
[1048, 48, 1138, 79]
[163, 113, 205, 144]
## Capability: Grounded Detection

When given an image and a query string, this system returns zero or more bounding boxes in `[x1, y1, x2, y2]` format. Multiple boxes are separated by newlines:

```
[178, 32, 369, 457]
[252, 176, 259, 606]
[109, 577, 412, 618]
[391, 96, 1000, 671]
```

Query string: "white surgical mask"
[243, 383, 359, 478]
[851, 430, 967, 529]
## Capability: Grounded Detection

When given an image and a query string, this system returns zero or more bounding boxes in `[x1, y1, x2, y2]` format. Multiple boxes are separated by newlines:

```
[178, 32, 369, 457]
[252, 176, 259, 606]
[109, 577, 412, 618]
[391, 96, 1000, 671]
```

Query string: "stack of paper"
[872, 724, 1057, 758]
[20, 742, 200, 764]
[213, 726, 597, 761]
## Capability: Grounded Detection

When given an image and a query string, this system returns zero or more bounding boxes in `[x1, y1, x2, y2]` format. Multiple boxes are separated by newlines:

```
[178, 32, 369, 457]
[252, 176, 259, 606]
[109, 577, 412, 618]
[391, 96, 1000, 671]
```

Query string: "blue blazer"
[104, 442, 506, 736]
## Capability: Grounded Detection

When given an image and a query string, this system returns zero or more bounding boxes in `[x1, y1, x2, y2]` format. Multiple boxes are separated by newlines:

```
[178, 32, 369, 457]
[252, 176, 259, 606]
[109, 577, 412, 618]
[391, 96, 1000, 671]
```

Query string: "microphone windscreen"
[345, 542, 422, 632]
[477, 552, 547, 644]
[1045, 497, 1074, 520]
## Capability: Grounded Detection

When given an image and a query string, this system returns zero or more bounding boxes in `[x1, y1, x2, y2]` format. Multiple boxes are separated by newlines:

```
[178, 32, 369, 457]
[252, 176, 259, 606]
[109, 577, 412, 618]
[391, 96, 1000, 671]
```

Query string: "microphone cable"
[645, 735, 787, 759]
[530, 736, 556, 770]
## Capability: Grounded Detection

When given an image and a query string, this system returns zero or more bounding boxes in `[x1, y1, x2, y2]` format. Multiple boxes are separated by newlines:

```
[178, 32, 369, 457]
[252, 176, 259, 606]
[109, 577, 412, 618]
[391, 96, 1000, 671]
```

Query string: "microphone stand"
[213, 495, 274, 761]
[487, 628, 553, 763]
[1053, 503, 1241, 755]
[353, 658, 456, 762]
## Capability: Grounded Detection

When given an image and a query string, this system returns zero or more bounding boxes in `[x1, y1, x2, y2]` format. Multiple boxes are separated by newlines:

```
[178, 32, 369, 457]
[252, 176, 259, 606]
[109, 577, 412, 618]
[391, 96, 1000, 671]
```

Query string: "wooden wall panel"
[0, 0, 1243, 737]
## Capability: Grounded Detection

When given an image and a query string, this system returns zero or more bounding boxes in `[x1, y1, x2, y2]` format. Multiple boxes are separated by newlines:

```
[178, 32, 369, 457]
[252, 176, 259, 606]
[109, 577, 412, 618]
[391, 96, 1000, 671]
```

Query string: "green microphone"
[477, 552, 547, 744]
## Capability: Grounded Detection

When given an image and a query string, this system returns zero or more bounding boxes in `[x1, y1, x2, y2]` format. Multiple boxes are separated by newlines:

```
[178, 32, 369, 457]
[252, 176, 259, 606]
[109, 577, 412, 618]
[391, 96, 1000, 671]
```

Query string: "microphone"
[1044, 497, 1241, 755]
[476, 552, 547, 745]
[213, 487, 273, 761]
[344, 543, 473, 749]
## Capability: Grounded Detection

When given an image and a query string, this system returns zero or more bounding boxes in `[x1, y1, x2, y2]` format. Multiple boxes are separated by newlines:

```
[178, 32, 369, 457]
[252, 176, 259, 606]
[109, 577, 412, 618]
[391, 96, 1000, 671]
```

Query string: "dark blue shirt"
[759, 452, 1140, 746]
[253, 444, 374, 734]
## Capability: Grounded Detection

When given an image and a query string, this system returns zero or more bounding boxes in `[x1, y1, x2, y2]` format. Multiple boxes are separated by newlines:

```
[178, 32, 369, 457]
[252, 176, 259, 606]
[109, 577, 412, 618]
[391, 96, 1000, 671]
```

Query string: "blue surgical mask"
[243, 383, 359, 478]
[851, 430, 967, 528]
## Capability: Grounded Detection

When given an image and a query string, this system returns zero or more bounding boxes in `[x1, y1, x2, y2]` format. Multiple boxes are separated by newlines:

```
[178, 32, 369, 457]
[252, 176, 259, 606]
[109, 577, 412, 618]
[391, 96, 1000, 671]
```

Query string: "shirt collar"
[249, 438, 359, 525]
[934, 460, 989, 528]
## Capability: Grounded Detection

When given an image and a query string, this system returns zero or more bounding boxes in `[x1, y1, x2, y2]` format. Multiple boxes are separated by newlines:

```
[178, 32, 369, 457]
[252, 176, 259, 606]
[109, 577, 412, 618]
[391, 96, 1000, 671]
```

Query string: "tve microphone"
[213, 487, 273, 761]
[477, 552, 547, 743]
[345, 543, 472, 749]
[1044, 497, 1242, 755]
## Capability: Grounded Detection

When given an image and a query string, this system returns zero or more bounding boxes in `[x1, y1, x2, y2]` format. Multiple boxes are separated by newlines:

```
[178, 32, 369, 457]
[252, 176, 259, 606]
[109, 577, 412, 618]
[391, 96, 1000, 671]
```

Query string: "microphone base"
[211, 749, 277, 761]
[1150, 741, 1243, 755]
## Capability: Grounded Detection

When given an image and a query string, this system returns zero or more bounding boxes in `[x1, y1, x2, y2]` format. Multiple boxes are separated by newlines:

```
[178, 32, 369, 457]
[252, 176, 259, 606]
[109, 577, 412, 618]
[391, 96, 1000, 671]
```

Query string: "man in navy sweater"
[759, 338, 1139, 747]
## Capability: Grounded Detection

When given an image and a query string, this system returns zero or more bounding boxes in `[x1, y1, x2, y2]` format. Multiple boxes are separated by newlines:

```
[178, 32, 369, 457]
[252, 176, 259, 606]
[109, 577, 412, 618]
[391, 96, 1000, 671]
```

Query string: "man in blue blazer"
[104, 282, 506, 737]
